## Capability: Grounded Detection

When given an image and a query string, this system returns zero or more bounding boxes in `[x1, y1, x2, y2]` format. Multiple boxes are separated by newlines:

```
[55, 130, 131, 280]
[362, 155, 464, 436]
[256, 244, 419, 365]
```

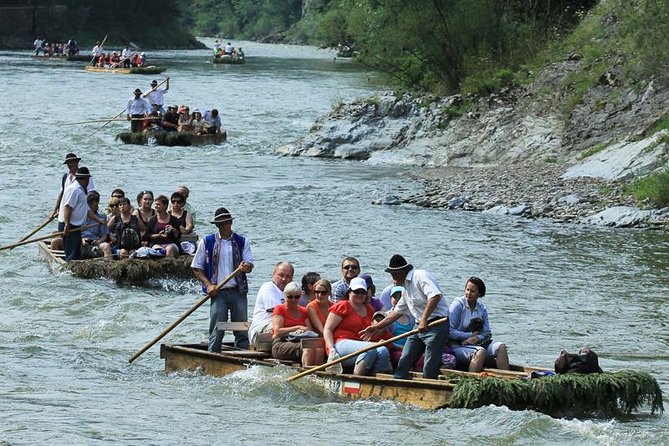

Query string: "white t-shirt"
[191, 234, 253, 288]
[394, 268, 449, 321]
[62, 182, 89, 226]
[58, 173, 96, 223]
[248, 281, 285, 342]
[146, 88, 167, 106]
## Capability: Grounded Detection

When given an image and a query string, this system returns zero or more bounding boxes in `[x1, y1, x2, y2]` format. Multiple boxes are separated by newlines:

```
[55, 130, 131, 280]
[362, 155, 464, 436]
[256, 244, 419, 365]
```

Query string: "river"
[0, 40, 667, 445]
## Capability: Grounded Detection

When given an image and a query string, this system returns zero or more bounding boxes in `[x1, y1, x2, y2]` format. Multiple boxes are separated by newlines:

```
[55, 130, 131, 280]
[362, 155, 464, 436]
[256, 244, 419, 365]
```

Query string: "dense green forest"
[2, 0, 668, 97]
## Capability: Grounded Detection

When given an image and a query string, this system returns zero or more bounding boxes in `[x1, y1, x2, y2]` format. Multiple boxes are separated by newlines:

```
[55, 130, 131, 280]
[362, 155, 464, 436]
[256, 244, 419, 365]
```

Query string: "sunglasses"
[351, 289, 367, 295]
[314, 290, 328, 295]
[342, 265, 359, 271]
[285, 295, 301, 299]
[171, 200, 183, 204]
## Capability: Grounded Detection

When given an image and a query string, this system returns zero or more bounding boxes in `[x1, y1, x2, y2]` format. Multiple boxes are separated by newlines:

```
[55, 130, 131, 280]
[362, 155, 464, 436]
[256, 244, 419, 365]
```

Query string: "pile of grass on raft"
[66, 256, 193, 283]
[448, 370, 664, 416]
[116, 131, 225, 146]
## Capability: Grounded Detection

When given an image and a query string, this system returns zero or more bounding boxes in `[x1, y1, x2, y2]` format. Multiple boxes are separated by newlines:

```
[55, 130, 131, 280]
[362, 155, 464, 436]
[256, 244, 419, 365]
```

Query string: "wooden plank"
[216, 321, 250, 331]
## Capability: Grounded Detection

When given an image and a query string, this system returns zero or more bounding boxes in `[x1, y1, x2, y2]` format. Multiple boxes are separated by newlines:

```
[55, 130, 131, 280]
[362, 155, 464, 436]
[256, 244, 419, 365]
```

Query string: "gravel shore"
[402, 162, 668, 228]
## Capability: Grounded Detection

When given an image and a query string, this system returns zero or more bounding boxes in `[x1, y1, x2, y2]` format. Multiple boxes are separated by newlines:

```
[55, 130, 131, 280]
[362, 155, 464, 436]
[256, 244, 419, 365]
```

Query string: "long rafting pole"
[0, 224, 94, 251]
[128, 265, 243, 364]
[286, 317, 450, 382]
[15, 215, 56, 244]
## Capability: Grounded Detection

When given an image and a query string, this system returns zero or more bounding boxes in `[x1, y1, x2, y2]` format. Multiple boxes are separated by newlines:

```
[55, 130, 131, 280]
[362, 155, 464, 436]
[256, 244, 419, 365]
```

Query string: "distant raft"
[211, 54, 245, 64]
[116, 131, 227, 146]
[30, 54, 91, 62]
[84, 65, 167, 74]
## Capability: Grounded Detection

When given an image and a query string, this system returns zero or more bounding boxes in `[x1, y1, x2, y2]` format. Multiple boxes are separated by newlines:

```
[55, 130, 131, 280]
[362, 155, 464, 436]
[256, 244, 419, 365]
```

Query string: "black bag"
[554, 348, 603, 374]
[119, 224, 141, 250]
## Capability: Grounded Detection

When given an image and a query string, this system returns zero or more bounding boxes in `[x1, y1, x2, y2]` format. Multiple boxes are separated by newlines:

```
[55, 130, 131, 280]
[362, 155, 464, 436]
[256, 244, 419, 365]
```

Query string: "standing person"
[331, 256, 360, 302]
[360, 254, 450, 380]
[192, 207, 254, 352]
[126, 88, 151, 133]
[61, 167, 93, 261]
[33, 37, 45, 56]
[145, 78, 169, 113]
[121, 45, 133, 68]
[91, 41, 103, 60]
[248, 261, 294, 346]
[52, 153, 97, 226]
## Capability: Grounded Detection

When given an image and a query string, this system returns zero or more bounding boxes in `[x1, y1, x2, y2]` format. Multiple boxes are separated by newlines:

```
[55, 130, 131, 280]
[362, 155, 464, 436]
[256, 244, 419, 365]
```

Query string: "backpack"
[554, 348, 603, 374]
[119, 224, 141, 250]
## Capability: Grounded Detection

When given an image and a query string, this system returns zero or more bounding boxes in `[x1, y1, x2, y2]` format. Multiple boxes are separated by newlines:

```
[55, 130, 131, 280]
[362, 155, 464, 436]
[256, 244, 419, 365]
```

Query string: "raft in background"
[84, 65, 167, 74]
[211, 55, 245, 64]
[160, 342, 664, 418]
[116, 131, 227, 146]
[30, 54, 91, 62]
[38, 240, 193, 284]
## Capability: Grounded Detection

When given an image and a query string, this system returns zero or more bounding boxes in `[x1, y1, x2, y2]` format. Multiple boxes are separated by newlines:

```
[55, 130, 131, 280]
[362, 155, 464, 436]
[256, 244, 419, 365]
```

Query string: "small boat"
[116, 131, 227, 146]
[84, 65, 166, 74]
[160, 341, 664, 418]
[211, 54, 245, 65]
[38, 239, 194, 284]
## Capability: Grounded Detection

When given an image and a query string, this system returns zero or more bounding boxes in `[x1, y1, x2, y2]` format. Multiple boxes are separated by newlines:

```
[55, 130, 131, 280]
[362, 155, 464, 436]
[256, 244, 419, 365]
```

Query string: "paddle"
[128, 265, 243, 364]
[64, 117, 149, 126]
[16, 215, 56, 244]
[0, 224, 95, 251]
[89, 34, 107, 65]
[286, 316, 449, 382]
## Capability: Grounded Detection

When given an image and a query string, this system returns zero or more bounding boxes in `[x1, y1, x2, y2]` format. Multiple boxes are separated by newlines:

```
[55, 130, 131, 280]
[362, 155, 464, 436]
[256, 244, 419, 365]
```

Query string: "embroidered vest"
[202, 232, 248, 295]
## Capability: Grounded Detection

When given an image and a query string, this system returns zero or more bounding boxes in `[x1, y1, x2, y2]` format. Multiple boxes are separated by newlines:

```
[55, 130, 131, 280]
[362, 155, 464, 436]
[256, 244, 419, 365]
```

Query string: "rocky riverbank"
[398, 162, 669, 229]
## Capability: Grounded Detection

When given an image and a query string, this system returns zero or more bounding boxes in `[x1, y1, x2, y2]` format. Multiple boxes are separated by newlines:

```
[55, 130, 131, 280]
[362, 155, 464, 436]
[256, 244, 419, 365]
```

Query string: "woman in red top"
[306, 279, 332, 335]
[323, 277, 392, 375]
[272, 282, 324, 366]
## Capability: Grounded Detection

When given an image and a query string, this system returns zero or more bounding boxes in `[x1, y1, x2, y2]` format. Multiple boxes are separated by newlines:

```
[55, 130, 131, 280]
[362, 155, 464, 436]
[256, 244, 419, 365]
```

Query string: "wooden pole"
[0, 224, 94, 251]
[89, 34, 108, 65]
[142, 77, 169, 98]
[16, 215, 56, 244]
[128, 265, 243, 364]
[286, 317, 449, 382]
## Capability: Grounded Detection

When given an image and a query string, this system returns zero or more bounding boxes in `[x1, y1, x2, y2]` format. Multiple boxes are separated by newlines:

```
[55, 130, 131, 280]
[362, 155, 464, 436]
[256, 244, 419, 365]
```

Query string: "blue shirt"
[448, 296, 492, 344]
[82, 211, 109, 241]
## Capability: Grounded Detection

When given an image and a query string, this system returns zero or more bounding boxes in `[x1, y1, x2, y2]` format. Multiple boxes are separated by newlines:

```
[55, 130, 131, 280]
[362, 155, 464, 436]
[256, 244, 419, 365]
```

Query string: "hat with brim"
[75, 166, 92, 179]
[210, 207, 234, 224]
[63, 153, 81, 164]
[384, 254, 412, 273]
[134, 88, 142, 95]
[349, 277, 367, 292]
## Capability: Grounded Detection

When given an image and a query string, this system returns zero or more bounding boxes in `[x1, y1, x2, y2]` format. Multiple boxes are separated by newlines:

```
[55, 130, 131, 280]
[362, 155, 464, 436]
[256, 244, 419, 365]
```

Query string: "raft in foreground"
[84, 65, 166, 74]
[160, 342, 664, 418]
[38, 240, 193, 284]
[116, 131, 227, 146]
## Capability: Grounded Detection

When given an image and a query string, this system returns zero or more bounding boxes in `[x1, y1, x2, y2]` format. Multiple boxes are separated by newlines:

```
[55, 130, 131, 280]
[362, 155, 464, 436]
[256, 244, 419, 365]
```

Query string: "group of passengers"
[143, 105, 222, 135]
[52, 155, 197, 261]
[33, 38, 79, 56]
[212, 40, 244, 59]
[247, 257, 510, 377]
[91, 42, 146, 68]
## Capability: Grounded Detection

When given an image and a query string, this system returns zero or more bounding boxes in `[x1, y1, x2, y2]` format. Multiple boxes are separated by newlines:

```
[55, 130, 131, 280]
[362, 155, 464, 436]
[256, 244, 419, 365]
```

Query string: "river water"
[0, 40, 668, 445]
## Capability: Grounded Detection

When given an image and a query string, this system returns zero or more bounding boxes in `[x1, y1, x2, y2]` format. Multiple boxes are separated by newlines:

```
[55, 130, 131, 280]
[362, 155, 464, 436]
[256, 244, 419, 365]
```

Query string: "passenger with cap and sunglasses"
[191, 207, 254, 352]
[126, 88, 151, 133]
[360, 254, 450, 380]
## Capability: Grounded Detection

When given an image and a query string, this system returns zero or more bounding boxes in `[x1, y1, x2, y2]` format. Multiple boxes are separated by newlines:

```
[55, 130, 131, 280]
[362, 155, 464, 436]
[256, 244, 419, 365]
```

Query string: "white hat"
[349, 277, 367, 292]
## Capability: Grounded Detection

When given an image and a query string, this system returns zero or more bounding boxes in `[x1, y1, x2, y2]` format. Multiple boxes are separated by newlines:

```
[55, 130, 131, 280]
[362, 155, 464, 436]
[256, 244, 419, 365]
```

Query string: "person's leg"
[63, 231, 82, 261]
[394, 334, 425, 379]
[208, 292, 230, 352]
[487, 342, 509, 370]
[228, 290, 249, 349]
[453, 345, 485, 371]
[371, 346, 392, 374]
[334, 339, 371, 369]
[421, 323, 449, 379]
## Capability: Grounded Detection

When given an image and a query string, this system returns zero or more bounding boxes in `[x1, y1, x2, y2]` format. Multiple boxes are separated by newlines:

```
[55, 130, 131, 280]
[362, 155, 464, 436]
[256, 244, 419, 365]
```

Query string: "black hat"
[384, 254, 412, 273]
[210, 207, 233, 224]
[63, 153, 81, 164]
[151, 79, 158, 85]
[134, 88, 142, 95]
[75, 166, 92, 179]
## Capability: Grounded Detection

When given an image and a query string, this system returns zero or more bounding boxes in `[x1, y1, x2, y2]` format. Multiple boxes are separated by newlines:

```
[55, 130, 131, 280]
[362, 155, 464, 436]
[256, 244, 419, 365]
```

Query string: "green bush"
[628, 168, 669, 207]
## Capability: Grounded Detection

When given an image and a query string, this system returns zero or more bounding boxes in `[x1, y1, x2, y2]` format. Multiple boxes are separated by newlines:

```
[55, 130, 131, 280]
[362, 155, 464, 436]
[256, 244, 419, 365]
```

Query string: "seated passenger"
[248, 261, 294, 345]
[169, 192, 193, 235]
[161, 105, 179, 132]
[306, 279, 333, 335]
[143, 194, 181, 257]
[202, 109, 221, 134]
[133, 190, 155, 230]
[105, 196, 120, 219]
[191, 109, 205, 134]
[108, 197, 144, 258]
[299, 272, 321, 306]
[144, 104, 163, 132]
[80, 191, 113, 259]
[449, 277, 509, 372]
[385, 286, 416, 368]
[359, 273, 386, 311]
[177, 106, 193, 132]
[323, 277, 392, 376]
[271, 282, 324, 366]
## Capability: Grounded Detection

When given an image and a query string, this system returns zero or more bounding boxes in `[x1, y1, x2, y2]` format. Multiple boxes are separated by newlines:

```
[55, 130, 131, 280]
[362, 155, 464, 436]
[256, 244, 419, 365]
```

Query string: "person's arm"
[323, 312, 343, 353]
[192, 267, 219, 296]
[52, 189, 63, 218]
[449, 300, 474, 343]
[181, 211, 193, 234]
[359, 310, 401, 341]
[307, 306, 325, 335]
[418, 294, 442, 332]
[63, 205, 73, 235]
[164, 77, 169, 91]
